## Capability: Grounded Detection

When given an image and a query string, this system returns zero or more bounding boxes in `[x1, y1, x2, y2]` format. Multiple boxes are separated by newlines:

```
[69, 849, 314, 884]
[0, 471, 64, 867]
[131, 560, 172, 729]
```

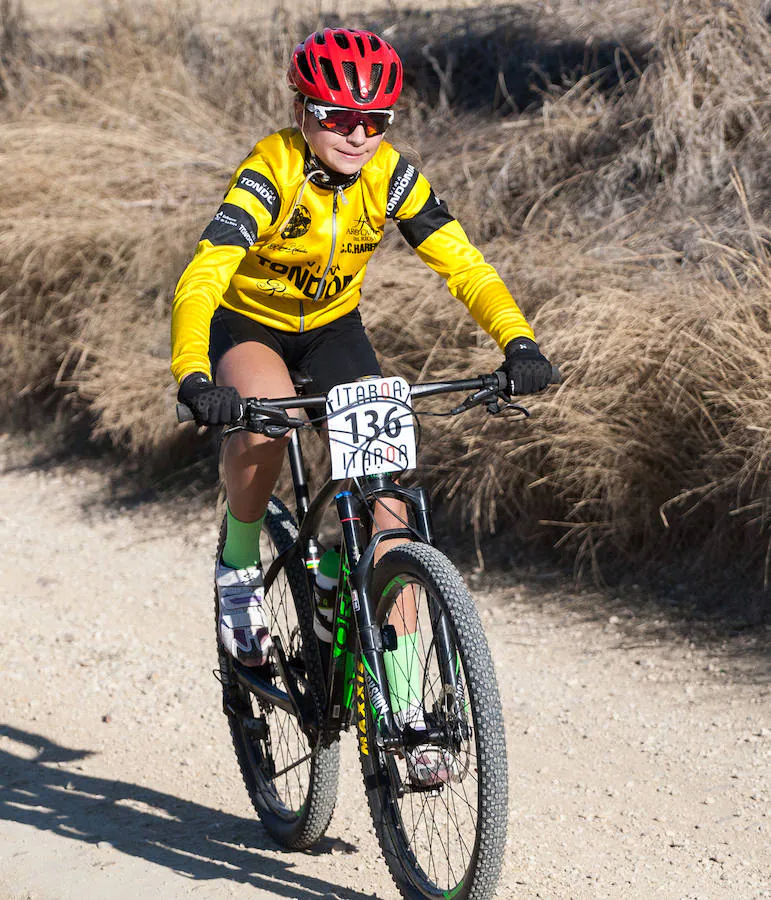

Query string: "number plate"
[326, 376, 417, 479]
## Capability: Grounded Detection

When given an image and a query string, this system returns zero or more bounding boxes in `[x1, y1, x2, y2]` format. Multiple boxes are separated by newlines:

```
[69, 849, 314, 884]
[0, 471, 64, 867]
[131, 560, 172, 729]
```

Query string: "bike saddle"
[290, 371, 314, 394]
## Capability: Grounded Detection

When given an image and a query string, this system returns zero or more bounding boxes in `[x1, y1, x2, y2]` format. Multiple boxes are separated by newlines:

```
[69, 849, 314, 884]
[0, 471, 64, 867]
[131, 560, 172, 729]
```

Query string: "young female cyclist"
[171, 27, 553, 782]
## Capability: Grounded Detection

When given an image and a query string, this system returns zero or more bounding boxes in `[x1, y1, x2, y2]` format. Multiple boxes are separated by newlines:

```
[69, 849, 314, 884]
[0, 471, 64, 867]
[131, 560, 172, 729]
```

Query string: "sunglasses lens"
[317, 109, 391, 137]
[362, 113, 392, 136]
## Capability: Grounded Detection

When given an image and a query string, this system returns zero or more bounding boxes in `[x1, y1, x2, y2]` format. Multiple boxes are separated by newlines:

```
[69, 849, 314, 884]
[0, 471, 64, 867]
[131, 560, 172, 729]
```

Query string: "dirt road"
[0, 448, 768, 899]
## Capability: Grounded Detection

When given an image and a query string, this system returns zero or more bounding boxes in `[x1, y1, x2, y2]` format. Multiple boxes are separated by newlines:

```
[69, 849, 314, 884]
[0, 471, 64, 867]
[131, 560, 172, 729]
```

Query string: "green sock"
[222, 505, 265, 569]
[383, 631, 423, 714]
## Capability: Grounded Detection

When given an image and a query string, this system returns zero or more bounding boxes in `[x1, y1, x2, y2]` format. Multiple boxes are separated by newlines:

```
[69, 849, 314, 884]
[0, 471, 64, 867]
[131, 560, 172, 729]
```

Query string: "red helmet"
[288, 28, 403, 109]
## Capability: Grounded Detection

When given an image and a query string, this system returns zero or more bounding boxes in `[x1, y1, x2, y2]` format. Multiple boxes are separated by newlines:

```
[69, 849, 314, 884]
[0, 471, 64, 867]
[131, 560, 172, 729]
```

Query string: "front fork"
[336, 483, 463, 752]
[336, 490, 401, 749]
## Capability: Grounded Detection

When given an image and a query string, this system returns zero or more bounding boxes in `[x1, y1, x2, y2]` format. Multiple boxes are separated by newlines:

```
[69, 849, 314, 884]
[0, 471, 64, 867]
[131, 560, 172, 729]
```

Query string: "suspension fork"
[335, 490, 401, 749]
[429, 598, 465, 721]
[359, 476, 463, 724]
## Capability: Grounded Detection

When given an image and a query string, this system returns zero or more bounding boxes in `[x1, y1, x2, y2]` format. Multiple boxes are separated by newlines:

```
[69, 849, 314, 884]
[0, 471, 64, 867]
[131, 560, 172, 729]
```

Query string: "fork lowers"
[336, 490, 400, 745]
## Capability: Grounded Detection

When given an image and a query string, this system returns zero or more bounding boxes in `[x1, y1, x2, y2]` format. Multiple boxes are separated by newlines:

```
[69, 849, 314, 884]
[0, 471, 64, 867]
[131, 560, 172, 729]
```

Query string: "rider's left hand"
[500, 338, 553, 394]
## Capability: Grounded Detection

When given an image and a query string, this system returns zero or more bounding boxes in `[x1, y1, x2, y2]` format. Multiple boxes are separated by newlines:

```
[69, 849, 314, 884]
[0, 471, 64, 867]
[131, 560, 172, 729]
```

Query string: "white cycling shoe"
[397, 704, 461, 788]
[216, 559, 273, 667]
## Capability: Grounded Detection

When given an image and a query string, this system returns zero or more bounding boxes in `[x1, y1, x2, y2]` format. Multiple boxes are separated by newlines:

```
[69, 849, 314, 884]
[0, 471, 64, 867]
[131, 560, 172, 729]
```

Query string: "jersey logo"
[387, 157, 419, 218]
[201, 203, 257, 249]
[255, 278, 286, 296]
[234, 169, 280, 224]
[281, 204, 312, 239]
[347, 212, 379, 240]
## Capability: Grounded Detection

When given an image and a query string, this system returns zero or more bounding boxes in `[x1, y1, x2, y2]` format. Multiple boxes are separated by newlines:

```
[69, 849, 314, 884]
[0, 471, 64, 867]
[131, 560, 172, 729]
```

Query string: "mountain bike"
[178, 366, 558, 899]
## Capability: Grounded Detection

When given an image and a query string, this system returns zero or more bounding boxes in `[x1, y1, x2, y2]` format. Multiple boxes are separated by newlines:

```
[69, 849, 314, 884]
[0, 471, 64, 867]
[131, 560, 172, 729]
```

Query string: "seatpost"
[335, 490, 399, 746]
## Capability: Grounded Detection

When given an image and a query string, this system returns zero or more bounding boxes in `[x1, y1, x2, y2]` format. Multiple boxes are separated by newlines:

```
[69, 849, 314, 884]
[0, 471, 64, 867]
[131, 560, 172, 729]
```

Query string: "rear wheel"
[216, 495, 339, 849]
[359, 543, 508, 899]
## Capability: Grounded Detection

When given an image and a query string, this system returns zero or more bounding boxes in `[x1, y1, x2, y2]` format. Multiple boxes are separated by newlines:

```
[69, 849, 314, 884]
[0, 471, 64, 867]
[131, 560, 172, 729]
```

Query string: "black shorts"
[209, 306, 382, 397]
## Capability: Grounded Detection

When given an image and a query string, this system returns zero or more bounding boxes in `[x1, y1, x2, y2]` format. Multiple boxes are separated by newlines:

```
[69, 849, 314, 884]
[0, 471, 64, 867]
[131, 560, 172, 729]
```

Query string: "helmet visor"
[306, 102, 394, 137]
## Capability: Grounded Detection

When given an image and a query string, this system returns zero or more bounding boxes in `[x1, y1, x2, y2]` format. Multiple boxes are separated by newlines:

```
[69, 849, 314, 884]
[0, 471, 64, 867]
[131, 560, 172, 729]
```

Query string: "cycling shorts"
[209, 307, 382, 398]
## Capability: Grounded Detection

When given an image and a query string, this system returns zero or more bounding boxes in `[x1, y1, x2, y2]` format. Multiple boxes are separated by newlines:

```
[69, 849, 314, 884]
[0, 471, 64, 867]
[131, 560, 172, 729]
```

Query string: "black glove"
[177, 372, 242, 426]
[500, 337, 553, 394]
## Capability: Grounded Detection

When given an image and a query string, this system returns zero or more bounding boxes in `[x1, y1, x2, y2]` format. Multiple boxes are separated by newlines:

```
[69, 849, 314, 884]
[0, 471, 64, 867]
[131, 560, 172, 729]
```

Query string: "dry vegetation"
[1, 0, 769, 612]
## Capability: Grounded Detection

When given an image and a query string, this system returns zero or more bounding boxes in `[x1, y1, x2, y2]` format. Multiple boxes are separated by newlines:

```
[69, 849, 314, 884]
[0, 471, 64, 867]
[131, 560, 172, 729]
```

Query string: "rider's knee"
[228, 429, 291, 462]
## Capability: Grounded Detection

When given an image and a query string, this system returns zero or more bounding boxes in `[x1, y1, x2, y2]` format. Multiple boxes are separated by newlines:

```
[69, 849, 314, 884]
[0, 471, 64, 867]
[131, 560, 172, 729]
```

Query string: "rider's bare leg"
[215, 342, 299, 524]
[373, 497, 417, 636]
[217, 346, 416, 632]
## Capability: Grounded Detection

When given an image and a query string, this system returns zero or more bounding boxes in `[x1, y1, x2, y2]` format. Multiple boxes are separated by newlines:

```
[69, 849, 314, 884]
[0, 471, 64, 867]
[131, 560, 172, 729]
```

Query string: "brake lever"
[450, 386, 498, 415]
[486, 398, 530, 417]
[239, 408, 308, 438]
[451, 385, 530, 417]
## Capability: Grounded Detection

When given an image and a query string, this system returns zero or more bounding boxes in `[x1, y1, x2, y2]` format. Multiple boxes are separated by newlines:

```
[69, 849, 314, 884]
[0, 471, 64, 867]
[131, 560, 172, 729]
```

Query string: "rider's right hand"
[177, 372, 243, 426]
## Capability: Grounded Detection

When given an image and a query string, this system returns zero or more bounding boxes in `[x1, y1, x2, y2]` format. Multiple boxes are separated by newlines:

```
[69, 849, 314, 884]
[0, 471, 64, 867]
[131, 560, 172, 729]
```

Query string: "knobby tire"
[359, 543, 508, 899]
[215, 495, 339, 849]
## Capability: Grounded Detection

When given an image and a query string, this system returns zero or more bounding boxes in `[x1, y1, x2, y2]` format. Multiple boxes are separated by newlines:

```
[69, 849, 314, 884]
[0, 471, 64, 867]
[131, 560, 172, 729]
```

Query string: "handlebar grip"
[176, 402, 195, 423]
[550, 365, 562, 385]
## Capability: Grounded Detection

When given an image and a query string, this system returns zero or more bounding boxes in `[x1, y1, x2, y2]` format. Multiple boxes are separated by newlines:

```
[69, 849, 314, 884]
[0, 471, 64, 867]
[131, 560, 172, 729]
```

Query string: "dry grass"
[1, 0, 769, 610]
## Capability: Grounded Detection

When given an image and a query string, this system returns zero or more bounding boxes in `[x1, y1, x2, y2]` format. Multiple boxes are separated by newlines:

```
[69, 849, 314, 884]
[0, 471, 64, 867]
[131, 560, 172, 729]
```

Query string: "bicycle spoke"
[361, 543, 507, 897]
[217, 499, 339, 849]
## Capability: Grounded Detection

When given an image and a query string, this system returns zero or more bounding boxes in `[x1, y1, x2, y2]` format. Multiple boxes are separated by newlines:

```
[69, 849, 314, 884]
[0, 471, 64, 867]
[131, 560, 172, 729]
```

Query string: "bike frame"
[220, 373, 517, 751]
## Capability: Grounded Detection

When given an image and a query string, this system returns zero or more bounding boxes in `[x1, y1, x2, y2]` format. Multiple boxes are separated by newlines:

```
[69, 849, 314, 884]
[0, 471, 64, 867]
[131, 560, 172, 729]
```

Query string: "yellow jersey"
[170, 127, 535, 382]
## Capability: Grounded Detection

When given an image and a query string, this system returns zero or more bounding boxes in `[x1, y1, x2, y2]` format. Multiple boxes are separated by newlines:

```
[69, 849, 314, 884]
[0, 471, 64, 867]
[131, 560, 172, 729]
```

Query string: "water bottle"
[313, 547, 340, 645]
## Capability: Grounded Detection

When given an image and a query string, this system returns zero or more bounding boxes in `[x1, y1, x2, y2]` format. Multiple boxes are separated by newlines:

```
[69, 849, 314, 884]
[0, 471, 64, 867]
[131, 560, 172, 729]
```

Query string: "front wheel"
[216, 495, 339, 849]
[359, 543, 508, 899]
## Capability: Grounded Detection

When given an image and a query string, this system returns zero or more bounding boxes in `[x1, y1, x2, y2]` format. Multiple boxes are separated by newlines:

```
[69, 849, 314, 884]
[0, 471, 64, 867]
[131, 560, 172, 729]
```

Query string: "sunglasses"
[305, 101, 394, 137]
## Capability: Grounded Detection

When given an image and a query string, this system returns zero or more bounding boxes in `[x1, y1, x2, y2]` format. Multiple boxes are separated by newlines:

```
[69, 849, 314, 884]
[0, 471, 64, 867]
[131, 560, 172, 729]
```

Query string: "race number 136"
[326, 376, 416, 479]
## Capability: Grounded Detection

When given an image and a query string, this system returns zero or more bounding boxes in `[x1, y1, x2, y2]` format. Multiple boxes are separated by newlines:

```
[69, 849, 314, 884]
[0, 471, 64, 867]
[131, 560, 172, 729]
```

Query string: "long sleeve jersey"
[170, 127, 534, 383]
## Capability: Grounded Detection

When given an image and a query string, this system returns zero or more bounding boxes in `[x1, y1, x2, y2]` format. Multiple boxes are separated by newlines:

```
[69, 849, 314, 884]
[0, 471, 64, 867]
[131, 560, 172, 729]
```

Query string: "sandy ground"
[0, 443, 768, 899]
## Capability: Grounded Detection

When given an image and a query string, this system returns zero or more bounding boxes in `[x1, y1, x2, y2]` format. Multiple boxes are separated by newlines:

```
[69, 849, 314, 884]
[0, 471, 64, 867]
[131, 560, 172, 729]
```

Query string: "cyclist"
[172, 28, 553, 781]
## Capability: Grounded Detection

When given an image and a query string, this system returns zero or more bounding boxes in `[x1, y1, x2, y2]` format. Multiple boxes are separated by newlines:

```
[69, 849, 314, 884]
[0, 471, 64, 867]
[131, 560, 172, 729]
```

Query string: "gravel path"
[0, 450, 768, 899]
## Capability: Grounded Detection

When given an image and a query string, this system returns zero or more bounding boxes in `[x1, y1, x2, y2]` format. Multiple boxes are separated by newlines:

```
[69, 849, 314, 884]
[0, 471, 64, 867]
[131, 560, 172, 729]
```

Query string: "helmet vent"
[368, 63, 383, 96]
[289, 28, 402, 107]
[297, 52, 314, 81]
[342, 60, 362, 100]
[384, 62, 398, 95]
[320, 57, 341, 91]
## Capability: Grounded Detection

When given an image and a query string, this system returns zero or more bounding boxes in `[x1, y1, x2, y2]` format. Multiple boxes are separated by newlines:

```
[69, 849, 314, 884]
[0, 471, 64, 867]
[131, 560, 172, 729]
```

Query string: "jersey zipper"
[313, 188, 340, 303]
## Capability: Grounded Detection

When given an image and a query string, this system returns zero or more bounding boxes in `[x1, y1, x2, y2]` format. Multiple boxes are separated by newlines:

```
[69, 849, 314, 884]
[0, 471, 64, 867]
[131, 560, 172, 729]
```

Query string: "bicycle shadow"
[0, 724, 367, 899]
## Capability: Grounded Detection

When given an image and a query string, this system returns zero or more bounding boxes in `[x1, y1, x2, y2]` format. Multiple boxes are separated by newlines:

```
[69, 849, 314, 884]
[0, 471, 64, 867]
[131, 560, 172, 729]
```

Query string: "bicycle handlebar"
[175, 366, 562, 425]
